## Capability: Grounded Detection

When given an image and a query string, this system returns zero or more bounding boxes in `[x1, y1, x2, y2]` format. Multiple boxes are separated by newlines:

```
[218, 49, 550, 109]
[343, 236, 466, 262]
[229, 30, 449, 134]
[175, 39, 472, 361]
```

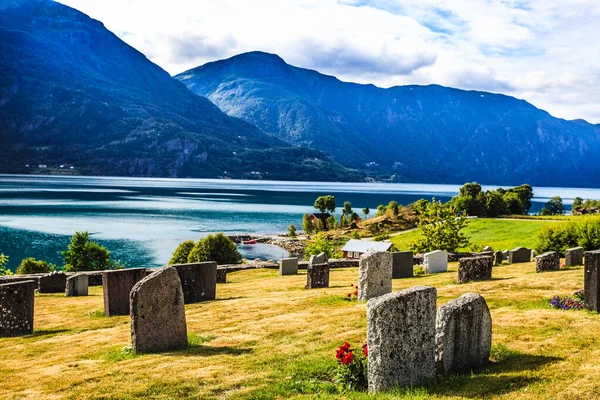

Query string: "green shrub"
[535, 217, 600, 255]
[0, 254, 12, 276]
[169, 240, 195, 265]
[187, 233, 242, 265]
[62, 231, 123, 272]
[16, 258, 54, 274]
[304, 234, 343, 260]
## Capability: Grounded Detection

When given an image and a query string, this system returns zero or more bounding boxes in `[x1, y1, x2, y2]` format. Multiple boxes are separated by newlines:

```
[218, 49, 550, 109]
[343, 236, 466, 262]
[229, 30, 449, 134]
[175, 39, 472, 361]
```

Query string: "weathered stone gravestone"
[508, 247, 531, 264]
[0, 280, 36, 337]
[358, 251, 392, 301]
[309, 252, 328, 266]
[102, 268, 147, 316]
[66, 274, 88, 297]
[38, 272, 67, 293]
[306, 263, 329, 289]
[483, 245, 493, 252]
[172, 262, 217, 304]
[130, 266, 187, 353]
[435, 293, 492, 375]
[367, 286, 437, 392]
[392, 251, 413, 279]
[566, 247, 584, 266]
[457, 256, 493, 283]
[584, 250, 600, 312]
[279, 258, 298, 276]
[502, 250, 509, 261]
[494, 251, 503, 266]
[535, 252, 560, 273]
[423, 250, 448, 273]
[216, 268, 227, 284]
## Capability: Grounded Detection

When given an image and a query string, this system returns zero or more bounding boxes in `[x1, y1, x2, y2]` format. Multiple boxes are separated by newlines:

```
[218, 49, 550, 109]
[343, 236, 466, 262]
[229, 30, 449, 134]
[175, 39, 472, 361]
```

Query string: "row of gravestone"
[367, 286, 492, 392]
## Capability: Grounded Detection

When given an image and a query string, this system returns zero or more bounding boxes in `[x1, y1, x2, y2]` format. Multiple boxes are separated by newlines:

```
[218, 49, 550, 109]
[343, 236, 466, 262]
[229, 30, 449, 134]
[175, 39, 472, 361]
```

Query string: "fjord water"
[0, 175, 589, 271]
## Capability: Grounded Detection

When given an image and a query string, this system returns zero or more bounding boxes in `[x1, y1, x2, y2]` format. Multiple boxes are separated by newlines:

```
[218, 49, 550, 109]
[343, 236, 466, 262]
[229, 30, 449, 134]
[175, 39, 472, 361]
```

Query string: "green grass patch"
[103, 345, 139, 362]
[187, 333, 216, 346]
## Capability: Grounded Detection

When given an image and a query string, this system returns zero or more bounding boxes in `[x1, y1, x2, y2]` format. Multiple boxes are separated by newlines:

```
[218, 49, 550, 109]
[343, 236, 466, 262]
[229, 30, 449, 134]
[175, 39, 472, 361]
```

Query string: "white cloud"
[56, 0, 600, 123]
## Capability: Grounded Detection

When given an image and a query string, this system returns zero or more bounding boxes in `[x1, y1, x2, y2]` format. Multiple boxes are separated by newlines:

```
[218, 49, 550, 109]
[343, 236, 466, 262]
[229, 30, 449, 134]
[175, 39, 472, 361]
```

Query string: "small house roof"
[341, 239, 393, 253]
[309, 213, 332, 221]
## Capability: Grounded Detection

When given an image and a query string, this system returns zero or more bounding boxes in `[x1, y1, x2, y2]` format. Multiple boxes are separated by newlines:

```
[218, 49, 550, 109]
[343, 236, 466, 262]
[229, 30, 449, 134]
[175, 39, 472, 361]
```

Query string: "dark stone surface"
[494, 251, 503, 266]
[216, 268, 227, 284]
[392, 251, 413, 279]
[279, 258, 298, 276]
[565, 247, 584, 266]
[435, 293, 492, 375]
[306, 263, 329, 289]
[130, 266, 188, 353]
[66, 274, 89, 297]
[457, 256, 493, 283]
[508, 247, 531, 263]
[535, 252, 560, 273]
[171, 262, 217, 303]
[584, 250, 600, 312]
[102, 268, 147, 316]
[85, 272, 103, 286]
[38, 272, 67, 293]
[0, 280, 36, 337]
[367, 286, 436, 392]
[308, 252, 328, 265]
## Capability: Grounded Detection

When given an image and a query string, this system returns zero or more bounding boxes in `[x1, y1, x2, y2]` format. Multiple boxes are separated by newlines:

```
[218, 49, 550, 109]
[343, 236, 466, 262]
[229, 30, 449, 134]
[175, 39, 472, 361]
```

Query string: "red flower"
[350, 283, 354, 287]
[342, 351, 354, 365]
[362, 343, 368, 357]
[353, 291, 358, 296]
[336, 348, 346, 360]
[342, 342, 351, 352]
[347, 293, 352, 298]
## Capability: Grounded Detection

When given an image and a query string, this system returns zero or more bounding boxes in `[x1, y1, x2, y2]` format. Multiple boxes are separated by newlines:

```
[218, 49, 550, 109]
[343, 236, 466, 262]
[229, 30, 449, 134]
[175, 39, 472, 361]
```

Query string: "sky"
[57, 0, 600, 123]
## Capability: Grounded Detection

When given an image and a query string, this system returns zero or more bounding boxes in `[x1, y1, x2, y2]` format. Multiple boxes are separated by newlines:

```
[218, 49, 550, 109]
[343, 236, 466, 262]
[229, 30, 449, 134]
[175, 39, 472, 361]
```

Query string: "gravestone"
[584, 250, 600, 312]
[502, 250, 509, 261]
[66, 274, 89, 297]
[358, 251, 392, 301]
[309, 252, 328, 266]
[535, 251, 560, 273]
[130, 267, 187, 353]
[392, 251, 413, 279]
[216, 268, 227, 284]
[38, 272, 67, 293]
[306, 263, 329, 289]
[172, 262, 217, 303]
[423, 250, 448, 273]
[483, 245, 493, 252]
[85, 272, 103, 286]
[0, 280, 36, 337]
[566, 247, 584, 266]
[102, 268, 147, 316]
[367, 286, 437, 392]
[279, 258, 298, 276]
[457, 256, 493, 283]
[494, 251, 503, 266]
[435, 293, 492, 375]
[508, 247, 531, 263]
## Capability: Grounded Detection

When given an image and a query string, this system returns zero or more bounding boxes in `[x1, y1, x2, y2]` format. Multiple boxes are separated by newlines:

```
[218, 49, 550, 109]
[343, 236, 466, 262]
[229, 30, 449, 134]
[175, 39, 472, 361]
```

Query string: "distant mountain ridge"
[0, 1, 358, 181]
[176, 51, 600, 186]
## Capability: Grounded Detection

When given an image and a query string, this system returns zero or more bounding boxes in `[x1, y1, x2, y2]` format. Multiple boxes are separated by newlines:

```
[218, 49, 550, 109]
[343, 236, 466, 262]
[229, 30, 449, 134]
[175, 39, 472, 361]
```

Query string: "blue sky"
[58, 0, 600, 123]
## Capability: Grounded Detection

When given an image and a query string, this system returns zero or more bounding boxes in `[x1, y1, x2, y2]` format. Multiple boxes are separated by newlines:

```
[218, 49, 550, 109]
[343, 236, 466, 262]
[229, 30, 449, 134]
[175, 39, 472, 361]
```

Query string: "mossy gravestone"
[0, 280, 36, 337]
[130, 267, 187, 353]
[367, 286, 437, 392]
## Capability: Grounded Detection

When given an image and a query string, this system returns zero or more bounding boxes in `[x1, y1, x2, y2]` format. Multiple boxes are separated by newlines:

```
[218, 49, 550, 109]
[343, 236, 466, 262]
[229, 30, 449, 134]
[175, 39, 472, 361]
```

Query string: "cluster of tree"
[536, 216, 600, 254]
[299, 196, 363, 234]
[374, 201, 401, 218]
[0, 253, 10, 276]
[572, 197, 600, 214]
[450, 182, 534, 217]
[410, 199, 470, 253]
[538, 196, 565, 216]
[303, 234, 343, 259]
[169, 233, 242, 265]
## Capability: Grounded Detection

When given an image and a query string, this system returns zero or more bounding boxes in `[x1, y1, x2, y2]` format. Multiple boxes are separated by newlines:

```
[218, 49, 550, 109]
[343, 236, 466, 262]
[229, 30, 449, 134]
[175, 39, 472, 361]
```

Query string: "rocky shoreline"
[227, 234, 307, 255]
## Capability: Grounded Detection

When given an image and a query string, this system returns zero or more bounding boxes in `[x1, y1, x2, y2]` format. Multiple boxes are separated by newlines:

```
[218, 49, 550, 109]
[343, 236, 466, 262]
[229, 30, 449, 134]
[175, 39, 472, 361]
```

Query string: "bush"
[334, 342, 368, 390]
[16, 258, 54, 274]
[0, 254, 12, 276]
[169, 240, 195, 265]
[304, 234, 342, 259]
[411, 199, 470, 253]
[63, 231, 123, 272]
[535, 217, 600, 254]
[187, 233, 242, 265]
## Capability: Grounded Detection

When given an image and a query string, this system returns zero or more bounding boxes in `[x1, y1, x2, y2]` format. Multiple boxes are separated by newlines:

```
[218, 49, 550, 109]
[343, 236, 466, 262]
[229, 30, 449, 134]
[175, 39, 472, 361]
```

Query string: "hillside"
[176, 51, 600, 186]
[0, 1, 358, 181]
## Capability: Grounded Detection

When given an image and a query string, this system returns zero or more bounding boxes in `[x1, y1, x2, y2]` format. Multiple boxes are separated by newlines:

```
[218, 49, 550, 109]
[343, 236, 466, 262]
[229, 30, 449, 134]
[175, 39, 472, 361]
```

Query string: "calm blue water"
[0, 175, 593, 271]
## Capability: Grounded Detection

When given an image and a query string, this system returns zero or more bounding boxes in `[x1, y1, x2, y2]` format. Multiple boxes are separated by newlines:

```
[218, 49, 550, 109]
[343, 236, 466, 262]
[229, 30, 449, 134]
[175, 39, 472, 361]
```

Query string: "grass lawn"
[390, 218, 559, 252]
[1, 261, 599, 399]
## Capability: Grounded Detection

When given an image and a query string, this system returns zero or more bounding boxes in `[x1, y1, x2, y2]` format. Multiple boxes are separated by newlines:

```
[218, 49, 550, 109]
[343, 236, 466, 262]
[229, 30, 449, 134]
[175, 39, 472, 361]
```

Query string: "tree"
[453, 182, 486, 216]
[362, 207, 370, 219]
[314, 195, 336, 213]
[0, 254, 12, 276]
[375, 204, 386, 217]
[484, 190, 509, 217]
[169, 240, 195, 265]
[302, 213, 314, 234]
[343, 201, 353, 216]
[540, 196, 565, 216]
[412, 199, 429, 215]
[326, 216, 336, 231]
[340, 213, 348, 227]
[318, 219, 326, 232]
[187, 233, 242, 265]
[572, 197, 583, 209]
[505, 184, 534, 213]
[349, 212, 360, 222]
[387, 201, 399, 217]
[411, 200, 470, 253]
[304, 234, 340, 259]
[16, 258, 54, 274]
[62, 231, 121, 272]
[503, 192, 525, 215]
[288, 223, 297, 237]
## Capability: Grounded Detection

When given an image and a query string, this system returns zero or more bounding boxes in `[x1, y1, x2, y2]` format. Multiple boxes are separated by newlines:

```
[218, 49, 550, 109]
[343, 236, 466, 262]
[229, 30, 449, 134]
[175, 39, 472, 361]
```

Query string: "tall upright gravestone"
[392, 251, 413, 279]
[102, 268, 147, 316]
[130, 266, 188, 353]
[66, 274, 89, 297]
[306, 263, 329, 289]
[0, 280, 36, 337]
[367, 286, 437, 392]
[584, 250, 600, 313]
[358, 251, 392, 301]
[171, 262, 217, 303]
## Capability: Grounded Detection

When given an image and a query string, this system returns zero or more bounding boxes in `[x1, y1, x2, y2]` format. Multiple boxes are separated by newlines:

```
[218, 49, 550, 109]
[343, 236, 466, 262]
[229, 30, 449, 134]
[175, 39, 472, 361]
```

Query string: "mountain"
[176, 51, 600, 186]
[0, 1, 359, 181]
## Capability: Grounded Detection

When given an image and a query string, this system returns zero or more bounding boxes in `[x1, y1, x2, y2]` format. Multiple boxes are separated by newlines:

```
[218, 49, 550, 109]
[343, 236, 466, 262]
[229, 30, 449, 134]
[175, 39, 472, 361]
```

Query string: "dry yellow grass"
[1, 262, 600, 399]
